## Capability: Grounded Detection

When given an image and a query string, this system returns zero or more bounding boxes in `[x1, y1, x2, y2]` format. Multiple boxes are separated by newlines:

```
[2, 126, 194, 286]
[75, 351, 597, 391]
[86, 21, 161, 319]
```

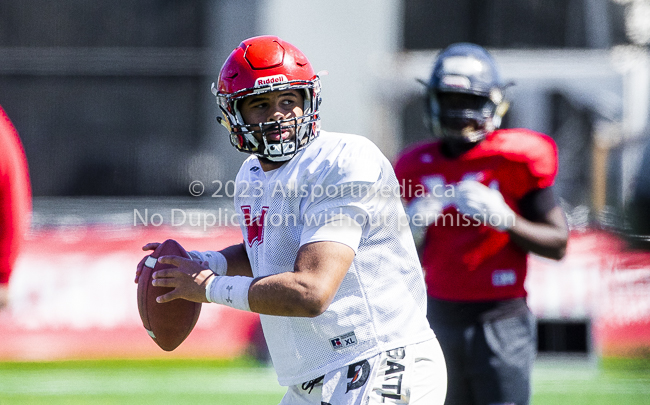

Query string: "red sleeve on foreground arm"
[0, 106, 32, 285]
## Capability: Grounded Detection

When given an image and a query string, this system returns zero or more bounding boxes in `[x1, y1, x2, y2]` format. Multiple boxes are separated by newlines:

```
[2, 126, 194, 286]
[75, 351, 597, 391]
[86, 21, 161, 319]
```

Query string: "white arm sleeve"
[188, 250, 228, 276]
[300, 207, 365, 253]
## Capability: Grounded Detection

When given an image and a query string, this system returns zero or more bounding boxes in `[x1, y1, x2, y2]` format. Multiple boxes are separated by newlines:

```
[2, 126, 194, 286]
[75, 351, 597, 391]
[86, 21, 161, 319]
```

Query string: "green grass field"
[0, 357, 648, 405]
[532, 357, 650, 405]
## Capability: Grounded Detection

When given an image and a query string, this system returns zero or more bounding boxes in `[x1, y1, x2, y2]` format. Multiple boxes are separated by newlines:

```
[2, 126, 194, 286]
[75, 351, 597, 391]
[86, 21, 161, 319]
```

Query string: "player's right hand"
[135, 242, 161, 284]
[407, 195, 444, 225]
[454, 180, 515, 231]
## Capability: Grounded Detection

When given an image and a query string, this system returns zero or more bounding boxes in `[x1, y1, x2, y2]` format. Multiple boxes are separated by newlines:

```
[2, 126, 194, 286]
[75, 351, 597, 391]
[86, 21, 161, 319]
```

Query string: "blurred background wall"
[1, 0, 648, 231]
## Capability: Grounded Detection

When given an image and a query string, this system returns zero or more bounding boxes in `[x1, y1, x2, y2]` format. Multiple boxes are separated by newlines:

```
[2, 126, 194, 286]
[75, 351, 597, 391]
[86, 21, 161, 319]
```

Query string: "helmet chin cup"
[264, 140, 296, 162]
[441, 126, 487, 144]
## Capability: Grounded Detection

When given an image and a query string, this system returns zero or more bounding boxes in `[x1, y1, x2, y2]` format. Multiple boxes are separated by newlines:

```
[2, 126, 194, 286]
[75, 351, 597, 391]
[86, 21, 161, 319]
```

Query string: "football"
[137, 239, 202, 351]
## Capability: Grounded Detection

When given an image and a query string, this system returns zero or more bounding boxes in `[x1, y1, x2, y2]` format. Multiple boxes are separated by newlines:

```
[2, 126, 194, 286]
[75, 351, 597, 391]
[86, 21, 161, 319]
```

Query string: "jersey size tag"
[330, 331, 358, 350]
[492, 269, 516, 287]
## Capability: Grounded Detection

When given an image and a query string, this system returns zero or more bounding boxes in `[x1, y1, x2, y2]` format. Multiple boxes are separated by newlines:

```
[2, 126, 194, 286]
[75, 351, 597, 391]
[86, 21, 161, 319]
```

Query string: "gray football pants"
[427, 300, 536, 405]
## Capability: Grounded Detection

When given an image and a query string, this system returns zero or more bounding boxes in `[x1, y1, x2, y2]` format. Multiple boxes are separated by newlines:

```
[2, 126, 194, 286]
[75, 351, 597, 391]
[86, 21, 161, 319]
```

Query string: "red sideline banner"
[2, 226, 649, 360]
[527, 229, 650, 356]
[1, 225, 261, 361]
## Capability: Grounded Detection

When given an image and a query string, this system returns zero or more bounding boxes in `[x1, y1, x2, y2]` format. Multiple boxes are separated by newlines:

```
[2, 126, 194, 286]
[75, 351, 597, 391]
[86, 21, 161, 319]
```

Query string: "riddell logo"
[255, 74, 288, 87]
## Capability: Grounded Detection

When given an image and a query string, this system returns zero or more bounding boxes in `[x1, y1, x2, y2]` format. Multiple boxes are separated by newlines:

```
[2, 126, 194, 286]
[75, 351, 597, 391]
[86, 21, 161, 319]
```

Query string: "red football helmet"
[212, 36, 322, 162]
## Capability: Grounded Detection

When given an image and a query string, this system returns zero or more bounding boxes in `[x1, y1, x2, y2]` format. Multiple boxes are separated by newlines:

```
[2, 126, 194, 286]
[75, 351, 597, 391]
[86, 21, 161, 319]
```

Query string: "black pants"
[427, 297, 537, 405]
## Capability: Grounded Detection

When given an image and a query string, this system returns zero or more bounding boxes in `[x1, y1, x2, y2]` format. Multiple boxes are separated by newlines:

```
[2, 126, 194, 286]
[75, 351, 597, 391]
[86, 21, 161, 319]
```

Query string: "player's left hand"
[454, 180, 515, 231]
[135, 243, 209, 284]
[135, 242, 162, 284]
[152, 256, 214, 304]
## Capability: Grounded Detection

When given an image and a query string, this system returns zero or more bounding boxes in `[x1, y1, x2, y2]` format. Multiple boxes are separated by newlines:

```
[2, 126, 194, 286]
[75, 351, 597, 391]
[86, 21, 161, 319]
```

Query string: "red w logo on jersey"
[241, 206, 268, 247]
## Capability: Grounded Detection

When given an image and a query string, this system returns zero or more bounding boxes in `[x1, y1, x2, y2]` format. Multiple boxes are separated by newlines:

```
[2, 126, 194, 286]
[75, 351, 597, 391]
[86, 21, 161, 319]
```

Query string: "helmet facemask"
[213, 78, 322, 162]
[430, 92, 500, 144]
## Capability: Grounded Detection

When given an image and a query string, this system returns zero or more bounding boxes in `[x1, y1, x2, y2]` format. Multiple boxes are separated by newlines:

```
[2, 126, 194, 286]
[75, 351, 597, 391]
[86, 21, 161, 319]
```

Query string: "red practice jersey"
[0, 106, 31, 285]
[394, 129, 558, 302]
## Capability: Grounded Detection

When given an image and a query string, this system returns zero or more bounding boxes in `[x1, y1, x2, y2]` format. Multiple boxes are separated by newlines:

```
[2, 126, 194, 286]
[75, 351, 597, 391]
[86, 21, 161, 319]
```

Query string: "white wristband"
[206, 276, 252, 312]
[190, 250, 228, 276]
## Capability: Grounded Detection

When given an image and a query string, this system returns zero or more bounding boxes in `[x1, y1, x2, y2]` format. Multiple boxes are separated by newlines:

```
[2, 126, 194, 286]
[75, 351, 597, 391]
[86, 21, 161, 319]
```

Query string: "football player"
[136, 36, 447, 404]
[394, 43, 569, 405]
[0, 105, 32, 311]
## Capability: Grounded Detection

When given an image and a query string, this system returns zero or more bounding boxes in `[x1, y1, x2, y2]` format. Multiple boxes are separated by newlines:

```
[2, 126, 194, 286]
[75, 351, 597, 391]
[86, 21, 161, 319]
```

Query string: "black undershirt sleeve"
[517, 187, 557, 222]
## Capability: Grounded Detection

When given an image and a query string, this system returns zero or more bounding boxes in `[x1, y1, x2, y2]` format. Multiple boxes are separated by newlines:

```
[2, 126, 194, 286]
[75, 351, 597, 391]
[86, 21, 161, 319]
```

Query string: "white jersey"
[234, 131, 434, 386]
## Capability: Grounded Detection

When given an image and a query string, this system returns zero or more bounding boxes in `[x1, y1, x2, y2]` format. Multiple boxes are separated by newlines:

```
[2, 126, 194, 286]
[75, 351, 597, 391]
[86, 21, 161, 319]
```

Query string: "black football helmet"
[426, 43, 510, 143]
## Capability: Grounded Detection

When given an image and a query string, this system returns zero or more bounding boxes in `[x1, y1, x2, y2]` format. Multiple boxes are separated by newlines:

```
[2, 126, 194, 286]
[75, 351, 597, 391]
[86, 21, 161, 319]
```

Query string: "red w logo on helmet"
[241, 206, 268, 247]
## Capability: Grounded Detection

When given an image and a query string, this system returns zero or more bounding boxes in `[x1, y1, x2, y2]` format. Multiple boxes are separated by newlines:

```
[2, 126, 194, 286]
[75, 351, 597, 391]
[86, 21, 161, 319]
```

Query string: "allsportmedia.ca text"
[188, 179, 441, 200]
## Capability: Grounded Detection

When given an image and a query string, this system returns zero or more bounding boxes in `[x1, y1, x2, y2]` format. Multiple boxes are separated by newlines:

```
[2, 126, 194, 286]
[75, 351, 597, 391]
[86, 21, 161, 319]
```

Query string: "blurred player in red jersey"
[394, 43, 569, 405]
[0, 105, 32, 310]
